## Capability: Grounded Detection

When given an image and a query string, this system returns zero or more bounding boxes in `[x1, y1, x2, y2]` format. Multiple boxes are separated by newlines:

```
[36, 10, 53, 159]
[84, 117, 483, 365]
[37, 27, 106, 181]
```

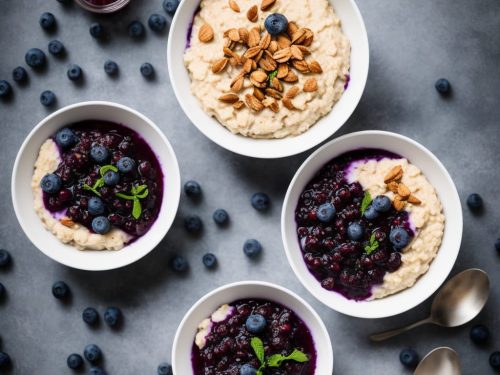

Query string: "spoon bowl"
[414, 347, 461, 375]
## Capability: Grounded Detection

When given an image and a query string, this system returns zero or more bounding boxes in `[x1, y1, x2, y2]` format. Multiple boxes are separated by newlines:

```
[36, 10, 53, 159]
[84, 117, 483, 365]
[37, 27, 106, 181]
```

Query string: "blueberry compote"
[43, 121, 163, 240]
[191, 299, 317, 375]
[295, 149, 414, 301]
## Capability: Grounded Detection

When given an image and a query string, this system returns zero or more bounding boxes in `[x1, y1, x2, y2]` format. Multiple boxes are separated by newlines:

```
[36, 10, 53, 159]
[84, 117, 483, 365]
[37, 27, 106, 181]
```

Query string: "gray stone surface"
[0, 0, 499, 373]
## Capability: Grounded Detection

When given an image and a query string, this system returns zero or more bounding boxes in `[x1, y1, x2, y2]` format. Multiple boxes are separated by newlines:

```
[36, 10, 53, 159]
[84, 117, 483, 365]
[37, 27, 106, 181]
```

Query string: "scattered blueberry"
[363, 205, 379, 220]
[140, 62, 155, 78]
[67, 64, 83, 81]
[90, 22, 105, 39]
[240, 364, 257, 375]
[245, 314, 266, 334]
[90, 367, 107, 375]
[163, 0, 180, 15]
[470, 324, 490, 345]
[103, 170, 120, 186]
[373, 195, 392, 212]
[0, 249, 11, 267]
[128, 20, 145, 38]
[56, 128, 77, 148]
[317, 203, 336, 223]
[40, 90, 56, 106]
[170, 255, 188, 272]
[0, 283, 5, 298]
[104, 60, 119, 76]
[88, 197, 105, 216]
[83, 344, 102, 363]
[0, 80, 12, 98]
[40, 12, 56, 30]
[251, 192, 270, 212]
[0, 352, 11, 369]
[117, 157, 136, 173]
[184, 180, 202, 198]
[67, 353, 84, 369]
[389, 228, 410, 249]
[467, 193, 483, 211]
[184, 215, 203, 233]
[103, 307, 122, 327]
[495, 238, 500, 253]
[243, 239, 262, 258]
[90, 145, 109, 164]
[347, 222, 364, 241]
[48, 40, 65, 56]
[25, 48, 46, 68]
[202, 253, 217, 269]
[92, 216, 111, 234]
[490, 352, 500, 370]
[52, 281, 70, 299]
[148, 14, 167, 32]
[399, 348, 419, 369]
[213, 209, 229, 225]
[12, 66, 28, 83]
[157, 362, 173, 375]
[435, 78, 451, 95]
[41, 173, 62, 194]
[264, 13, 288, 36]
[82, 307, 99, 325]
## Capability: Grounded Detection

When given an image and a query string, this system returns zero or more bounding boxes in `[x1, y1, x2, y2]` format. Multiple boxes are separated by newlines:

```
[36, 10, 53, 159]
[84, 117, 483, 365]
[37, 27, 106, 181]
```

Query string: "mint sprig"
[268, 69, 278, 81]
[360, 191, 372, 215]
[116, 184, 149, 220]
[250, 337, 309, 374]
[83, 165, 118, 197]
[364, 233, 379, 255]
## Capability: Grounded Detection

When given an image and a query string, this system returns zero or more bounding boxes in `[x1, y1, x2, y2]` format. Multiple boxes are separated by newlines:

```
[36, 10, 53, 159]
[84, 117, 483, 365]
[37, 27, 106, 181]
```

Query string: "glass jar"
[74, 0, 131, 13]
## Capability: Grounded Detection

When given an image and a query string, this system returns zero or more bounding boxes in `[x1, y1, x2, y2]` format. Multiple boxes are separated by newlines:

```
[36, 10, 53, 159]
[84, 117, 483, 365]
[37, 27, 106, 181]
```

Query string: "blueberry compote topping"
[191, 299, 317, 375]
[42, 121, 163, 240]
[295, 149, 414, 301]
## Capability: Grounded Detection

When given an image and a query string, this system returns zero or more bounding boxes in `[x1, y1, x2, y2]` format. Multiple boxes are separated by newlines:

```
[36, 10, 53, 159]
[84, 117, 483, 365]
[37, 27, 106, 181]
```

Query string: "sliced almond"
[233, 100, 245, 110]
[250, 70, 268, 83]
[309, 60, 323, 73]
[262, 97, 279, 112]
[282, 70, 299, 83]
[243, 59, 253, 73]
[224, 47, 242, 64]
[247, 5, 259, 22]
[253, 88, 265, 101]
[296, 45, 311, 56]
[291, 28, 307, 44]
[228, 0, 240, 12]
[218, 93, 240, 103]
[260, 0, 276, 11]
[387, 181, 399, 194]
[292, 59, 311, 73]
[285, 86, 300, 99]
[227, 28, 240, 42]
[259, 32, 271, 50]
[384, 165, 403, 183]
[198, 24, 214, 43]
[239, 28, 249, 44]
[277, 34, 292, 49]
[243, 46, 262, 59]
[60, 217, 75, 228]
[393, 196, 406, 211]
[245, 94, 264, 111]
[250, 75, 267, 88]
[282, 97, 297, 110]
[254, 49, 264, 62]
[248, 27, 261, 47]
[397, 183, 411, 199]
[277, 63, 289, 79]
[271, 77, 283, 92]
[258, 51, 277, 71]
[230, 74, 245, 93]
[229, 57, 239, 67]
[287, 21, 298, 37]
[303, 28, 314, 46]
[408, 195, 422, 205]
[303, 78, 318, 92]
[290, 45, 304, 60]
[273, 47, 292, 63]
[268, 40, 279, 54]
[212, 58, 229, 74]
[265, 88, 283, 99]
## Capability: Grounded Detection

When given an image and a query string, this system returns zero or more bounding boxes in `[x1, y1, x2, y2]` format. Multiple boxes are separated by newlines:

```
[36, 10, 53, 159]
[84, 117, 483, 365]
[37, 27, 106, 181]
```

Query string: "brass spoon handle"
[369, 317, 434, 342]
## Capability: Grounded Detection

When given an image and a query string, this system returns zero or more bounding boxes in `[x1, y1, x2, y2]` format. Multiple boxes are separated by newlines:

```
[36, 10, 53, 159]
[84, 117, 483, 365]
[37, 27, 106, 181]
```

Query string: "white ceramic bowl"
[172, 281, 333, 374]
[281, 131, 463, 318]
[11, 101, 181, 271]
[167, 0, 369, 159]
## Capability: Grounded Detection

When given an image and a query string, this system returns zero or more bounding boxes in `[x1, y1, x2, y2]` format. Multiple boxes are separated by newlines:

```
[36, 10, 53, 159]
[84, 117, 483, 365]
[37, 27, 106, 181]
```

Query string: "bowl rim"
[281, 130, 463, 318]
[167, 0, 370, 159]
[11, 100, 181, 271]
[172, 280, 334, 373]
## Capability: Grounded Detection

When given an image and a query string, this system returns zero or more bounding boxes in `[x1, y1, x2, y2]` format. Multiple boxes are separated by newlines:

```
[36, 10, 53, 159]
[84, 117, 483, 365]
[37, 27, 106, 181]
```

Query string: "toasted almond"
[384, 165, 403, 183]
[265, 88, 283, 99]
[287, 21, 298, 37]
[285, 86, 300, 99]
[228, 0, 240, 12]
[223, 37, 235, 48]
[259, 32, 271, 50]
[253, 88, 265, 101]
[260, 0, 276, 11]
[309, 60, 323, 73]
[397, 183, 411, 199]
[258, 51, 277, 71]
[254, 49, 265, 62]
[212, 58, 229, 73]
[277, 34, 292, 49]
[250, 70, 268, 83]
[303, 78, 318, 92]
[387, 181, 399, 194]
[60, 217, 75, 228]
[247, 5, 259, 22]
[262, 97, 279, 112]
[250, 78, 267, 88]
[290, 45, 304, 60]
[248, 27, 261, 47]
[303, 28, 314, 46]
[227, 28, 240, 42]
[277, 63, 289, 79]
[408, 195, 422, 205]
[230, 74, 245, 93]
[245, 94, 264, 111]
[393, 196, 406, 211]
[218, 93, 240, 103]
[238, 28, 249, 43]
[229, 57, 239, 67]
[198, 23, 214, 43]
[271, 77, 283, 92]
[243, 59, 253, 73]
[292, 59, 311, 73]
[296, 45, 311, 55]
[233, 100, 245, 110]
[273, 47, 292, 63]
[224, 47, 242, 64]
[268, 40, 279, 54]
[291, 28, 307, 44]
[282, 97, 296, 110]
[283, 70, 299, 83]
[243, 46, 262, 59]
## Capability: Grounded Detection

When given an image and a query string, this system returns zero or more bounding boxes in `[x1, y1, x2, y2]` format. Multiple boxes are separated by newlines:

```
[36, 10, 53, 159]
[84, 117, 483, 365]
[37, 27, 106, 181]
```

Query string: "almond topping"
[384, 165, 403, 183]
[218, 93, 240, 103]
[265, 88, 283, 99]
[277, 63, 289, 79]
[393, 196, 406, 211]
[387, 181, 399, 194]
[291, 28, 307, 44]
[282, 70, 299, 83]
[287, 22, 298, 37]
[212, 58, 229, 74]
[292, 59, 311, 73]
[239, 28, 249, 43]
[230, 74, 245, 93]
[198, 24, 214, 43]
[309, 60, 323, 73]
[277, 34, 292, 49]
[296, 45, 311, 55]
[285, 86, 300, 99]
[262, 97, 279, 112]
[247, 5, 259, 22]
[273, 47, 292, 63]
[282, 97, 297, 110]
[228, 0, 240, 12]
[60, 217, 75, 228]
[260, 0, 276, 11]
[259, 32, 271, 50]
[303, 28, 314, 46]
[271, 77, 283, 92]
[227, 28, 240, 42]
[253, 88, 265, 101]
[408, 195, 422, 205]
[223, 47, 242, 64]
[268, 40, 279, 54]
[258, 51, 277, 71]
[233, 101, 245, 110]
[243, 46, 262, 59]
[243, 59, 253, 73]
[245, 94, 264, 111]
[397, 183, 411, 199]
[303, 78, 318, 92]
[290, 45, 304, 60]
[250, 70, 268, 83]
[248, 28, 261, 47]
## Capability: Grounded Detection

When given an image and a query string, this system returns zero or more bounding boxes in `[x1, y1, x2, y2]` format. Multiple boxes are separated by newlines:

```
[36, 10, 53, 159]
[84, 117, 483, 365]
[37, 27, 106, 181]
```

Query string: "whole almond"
[224, 47, 242, 64]
[297, 45, 311, 55]
[212, 58, 229, 73]
[283, 70, 299, 83]
[250, 70, 268, 83]
[258, 51, 277, 71]
[285, 86, 300, 99]
[287, 22, 298, 37]
[408, 195, 422, 205]
[247, 5, 259, 22]
[231, 74, 245, 93]
[277, 63, 289, 79]
[228, 0, 240, 12]
[291, 28, 307, 44]
[292, 59, 310, 73]
[273, 47, 292, 63]
[229, 57, 239, 67]
[233, 100, 245, 110]
[268, 41, 279, 54]
[227, 28, 240, 42]
[303, 78, 318, 92]
[387, 181, 399, 194]
[60, 217, 75, 228]
[218, 93, 240, 103]
[290, 45, 304, 60]
[393, 196, 406, 211]
[259, 32, 271, 50]
[397, 183, 411, 199]
[243, 46, 262, 59]
[384, 165, 403, 183]
[260, 0, 276, 11]
[309, 60, 323, 73]
[303, 28, 314, 46]
[277, 35, 292, 49]
[262, 97, 279, 112]
[239, 28, 249, 44]
[245, 94, 264, 111]
[253, 88, 265, 101]
[265, 88, 283, 99]
[282, 97, 296, 110]
[243, 59, 253, 73]
[248, 28, 261, 47]
[271, 77, 283, 92]
[198, 24, 214, 43]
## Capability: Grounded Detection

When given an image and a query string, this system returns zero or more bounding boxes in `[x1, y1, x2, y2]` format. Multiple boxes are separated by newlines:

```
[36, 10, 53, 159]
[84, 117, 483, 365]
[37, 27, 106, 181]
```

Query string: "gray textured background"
[0, 0, 499, 374]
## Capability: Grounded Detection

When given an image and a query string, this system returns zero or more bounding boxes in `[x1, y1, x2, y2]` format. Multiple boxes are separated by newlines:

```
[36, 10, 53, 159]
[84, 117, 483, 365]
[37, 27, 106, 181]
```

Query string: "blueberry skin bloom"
[389, 227, 410, 249]
[84, 344, 102, 363]
[163, 0, 180, 15]
[90, 22, 105, 39]
[103, 307, 122, 327]
[184, 215, 203, 233]
[170, 255, 188, 272]
[240, 364, 257, 375]
[435, 78, 451, 94]
[40, 90, 56, 107]
[40, 173, 62, 194]
[40, 12, 56, 30]
[317, 203, 336, 223]
[243, 239, 262, 258]
[103, 170, 120, 186]
[67, 64, 83, 81]
[0, 80, 12, 98]
[52, 281, 70, 299]
[202, 253, 217, 269]
[117, 157, 136, 173]
[148, 14, 167, 32]
[157, 362, 173, 375]
[399, 348, 419, 369]
[82, 307, 99, 325]
[373, 195, 391, 212]
[90, 145, 109, 164]
[92, 216, 111, 235]
[213, 209, 229, 225]
[466, 193, 483, 211]
[55, 128, 77, 148]
[251, 192, 270, 211]
[140, 62, 155, 78]
[245, 314, 266, 334]
[184, 180, 202, 197]
[104, 60, 119, 76]
[264, 13, 288, 35]
[347, 222, 364, 241]
[67, 353, 83, 369]
[48, 40, 65, 56]
[470, 324, 490, 345]
[363, 205, 379, 220]
[25, 48, 46, 68]
[0, 249, 11, 267]
[128, 21, 145, 38]
[12, 66, 28, 83]
[88, 197, 105, 216]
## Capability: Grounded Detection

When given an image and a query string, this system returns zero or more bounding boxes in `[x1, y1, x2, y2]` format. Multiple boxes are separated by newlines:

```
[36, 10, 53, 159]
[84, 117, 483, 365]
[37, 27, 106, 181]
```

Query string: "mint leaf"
[135, 185, 148, 195]
[116, 192, 135, 200]
[267, 349, 309, 368]
[99, 165, 118, 176]
[285, 349, 309, 363]
[136, 188, 149, 199]
[251, 337, 265, 365]
[267, 354, 285, 367]
[268, 69, 278, 81]
[256, 370, 263, 375]
[364, 233, 379, 255]
[83, 184, 101, 197]
[132, 198, 142, 220]
[360, 191, 372, 215]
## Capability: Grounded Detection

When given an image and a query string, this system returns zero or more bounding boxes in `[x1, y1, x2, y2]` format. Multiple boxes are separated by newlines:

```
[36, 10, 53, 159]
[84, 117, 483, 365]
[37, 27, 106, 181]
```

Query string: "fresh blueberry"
[213, 209, 229, 225]
[67, 64, 83, 81]
[495, 238, 500, 253]
[202, 253, 217, 269]
[317, 203, 335, 223]
[245, 314, 266, 334]
[52, 281, 70, 299]
[140, 62, 155, 78]
[128, 21, 145, 38]
[0, 283, 5, 298]
[373, 195, 392, 213]
[0, 80, 12, 98]
[251, 192, 270, 211]
[490, 352, 500, 370]
[184, 215, 203, 233]
[12, 66, 28, 83]
[25, 48, 46, 68]
[92, 216, 111, 234]
[0, 249, 11, 267]
[67, 353, 84, 369]
[470, 324, 490, 345]
[390, 228, 410, 249]
[347, 222, 364, 241]
[103, 170, 120, 186]
[90, 367, 107, 375]
[40, 12, 56, 30]
[84, 344, 102, 363]
[148, 14, 167, 32]
[157, 362, 173, 375]
[184, 180, 201, 198]
[170, 255, 188, 272]
[264, 13, 288, 36]
[104, 60, 119, 76]
[40, 90, 56, 106]
[435, 78, 451, 95]
[399, 348, 419, 369]
[243, 239, 262, 258]
[41, 173, 62, 194]
[117, 157, 136, 173]
[104, 307, 122, 327]
[48, 40, 65, 56]
[55, 128, 77, 148]
[0, 352, 11, 369]
[88, 197, 105, 216]
[467, 193, 483, 211]
[240, 364, 257, 375]
[90, 145, 109, 164]
[363, 205, 379, 220]
[82, 307, 99, 325]
[89, 22, 105, 39]
[163, 0, 180, 15]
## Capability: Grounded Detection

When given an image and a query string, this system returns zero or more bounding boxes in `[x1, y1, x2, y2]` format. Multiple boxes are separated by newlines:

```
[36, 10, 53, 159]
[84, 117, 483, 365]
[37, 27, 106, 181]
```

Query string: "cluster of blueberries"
[168, 180, 271, 273]
[0, 0, 183, 106]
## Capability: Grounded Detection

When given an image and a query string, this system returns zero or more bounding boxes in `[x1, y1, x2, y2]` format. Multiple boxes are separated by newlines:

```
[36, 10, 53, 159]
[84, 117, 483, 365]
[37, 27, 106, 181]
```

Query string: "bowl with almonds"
[281, 131, 462, 318]
[168, 0, 369, 158]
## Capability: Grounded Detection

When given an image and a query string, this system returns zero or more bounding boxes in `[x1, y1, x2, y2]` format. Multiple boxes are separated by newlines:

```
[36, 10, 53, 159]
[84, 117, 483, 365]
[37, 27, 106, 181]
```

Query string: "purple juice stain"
[344, 74, 350, 90]
[185, 7, 201, 50]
